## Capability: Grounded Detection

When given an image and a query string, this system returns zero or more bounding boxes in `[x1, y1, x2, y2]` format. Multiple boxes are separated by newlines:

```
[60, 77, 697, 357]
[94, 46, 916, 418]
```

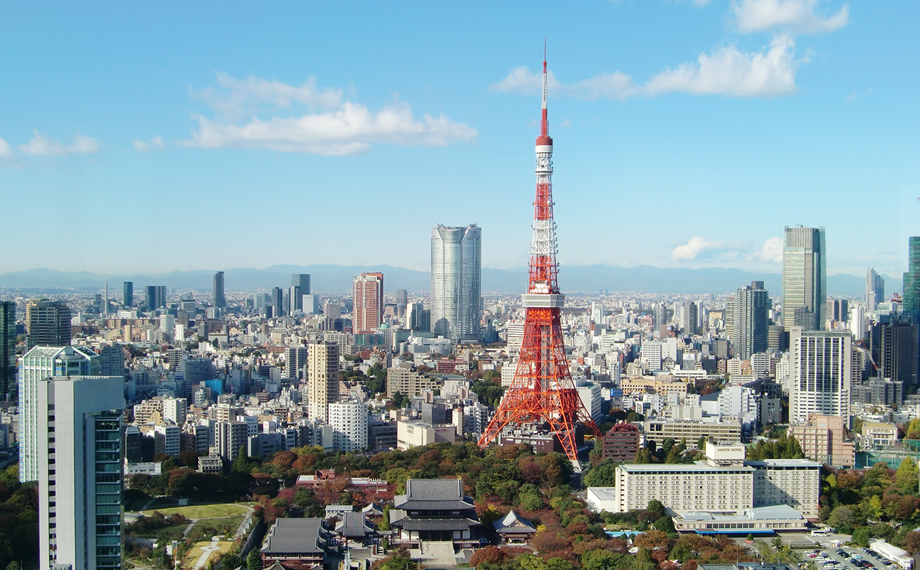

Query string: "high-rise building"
[290, 274, 311, 315]
[0, 302, 15, 399]
[677, 301, 698, 334]
[732, 281, 770, 360]
[782, 226, 826, 330]
[353, 273, 384, 334]
[99, 344, 124, 377]
[213, 271, 226, 308]
[866, 268, 885, 312]
[144, 285, 166, 312]
[903, 237, 920, 316]
[19, 345, 101, 482]
[869, 318, 917, 387]
[123, 281, 133, 308]
[406, 302, 430, 332]
[271, 287, 283, 319]
[431, 224, 482, 342]
[328, 400, 368, 452]
[826, 299, 849, 325]
[394, 289, 408, 307]
[285, 346, 309, 381]
[302, 294, 319, 315]
[308, 341, 340, 422]
[25, 299, 71, 347]
[38, 374, 123, 570]
[788, 327, 851, 423]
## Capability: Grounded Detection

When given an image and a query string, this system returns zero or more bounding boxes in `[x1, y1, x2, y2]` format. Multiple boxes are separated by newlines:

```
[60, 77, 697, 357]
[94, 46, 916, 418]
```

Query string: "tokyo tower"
[478, 51, 601, 467]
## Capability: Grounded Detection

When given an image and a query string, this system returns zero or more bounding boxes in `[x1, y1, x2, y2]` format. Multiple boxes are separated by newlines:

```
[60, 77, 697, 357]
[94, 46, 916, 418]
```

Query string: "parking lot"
[809, 547, 902, 570]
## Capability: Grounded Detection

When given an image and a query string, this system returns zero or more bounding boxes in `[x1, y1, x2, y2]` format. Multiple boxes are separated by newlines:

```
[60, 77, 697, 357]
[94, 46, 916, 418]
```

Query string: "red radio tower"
[478, 49, 601, 467]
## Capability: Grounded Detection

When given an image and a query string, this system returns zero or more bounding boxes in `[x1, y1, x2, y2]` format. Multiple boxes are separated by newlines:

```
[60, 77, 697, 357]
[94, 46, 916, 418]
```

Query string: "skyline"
[1, 1, 917, 278]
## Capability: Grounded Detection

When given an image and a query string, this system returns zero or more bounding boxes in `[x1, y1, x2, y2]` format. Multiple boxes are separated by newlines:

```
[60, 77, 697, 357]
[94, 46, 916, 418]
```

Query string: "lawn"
[182, 540, 235, 569]
[191, 517, 242, 538]
[141, 503, 250, 519]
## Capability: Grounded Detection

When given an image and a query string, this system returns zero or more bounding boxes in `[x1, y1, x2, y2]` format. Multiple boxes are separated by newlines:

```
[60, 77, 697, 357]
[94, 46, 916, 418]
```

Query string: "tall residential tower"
[353, 273, 384, 334]
[213, 271, 226, 308]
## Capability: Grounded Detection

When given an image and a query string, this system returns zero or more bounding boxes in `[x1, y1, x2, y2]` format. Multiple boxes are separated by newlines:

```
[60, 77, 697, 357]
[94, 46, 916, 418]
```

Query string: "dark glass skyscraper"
[0, 301, 15, 399]
[213, 271, 226, 308]
[123, 281, 133, 308]
[903, 237, 920, 314]
[290, 274, 310, 314]
[732, 281, 770, 360]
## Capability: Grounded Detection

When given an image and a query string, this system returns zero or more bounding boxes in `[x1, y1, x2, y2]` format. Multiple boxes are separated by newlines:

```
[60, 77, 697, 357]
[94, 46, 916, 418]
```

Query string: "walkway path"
[192, 538, 221, 570]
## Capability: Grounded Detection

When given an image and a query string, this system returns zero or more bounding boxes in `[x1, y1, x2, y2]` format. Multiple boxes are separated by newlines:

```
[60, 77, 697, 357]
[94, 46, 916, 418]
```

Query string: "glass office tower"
[431, 224, 481, 342]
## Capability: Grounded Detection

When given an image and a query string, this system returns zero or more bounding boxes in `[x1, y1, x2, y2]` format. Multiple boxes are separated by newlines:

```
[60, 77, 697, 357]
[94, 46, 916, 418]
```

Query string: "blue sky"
[0, 1, 917, 279]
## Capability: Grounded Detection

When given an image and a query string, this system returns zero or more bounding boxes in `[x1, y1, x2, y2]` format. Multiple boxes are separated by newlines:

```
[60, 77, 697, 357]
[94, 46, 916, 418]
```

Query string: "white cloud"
[671, 237, 731, 261]
[133, 136, 164, 152]
[694, 0, 713, 5]
[672, 236, 783, 263]
[184, 73, 476, 155]
[750, 237, 783, 263]
[846, 92, 857, 103]
[0, 137, 12, 158]
[493, 36, 800, 100]
[18, 131, 99, 156]
[733, 0, 849, 35]
[646, 36, 798, 97]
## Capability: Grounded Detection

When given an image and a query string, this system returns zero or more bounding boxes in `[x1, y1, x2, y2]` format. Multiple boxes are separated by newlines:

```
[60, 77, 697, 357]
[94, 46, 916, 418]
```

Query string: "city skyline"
[0, 2, 917, 278]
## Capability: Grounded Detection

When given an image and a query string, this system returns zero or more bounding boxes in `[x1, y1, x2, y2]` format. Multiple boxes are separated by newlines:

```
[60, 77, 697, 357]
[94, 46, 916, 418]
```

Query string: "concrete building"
[37, 375, 124, 570]
[25, 299, 72, 347]
[860, 422, 899, 450]
[216, 421, 249, 462]
[353, 273, 384, 334]
[597, 443, 820, 518]
[396, 420, 456, 450]
[788, 414, 855, 468]
[19, 345, 100, 482]
[748, 459, 822, 517]
[308, 342, 340, 422]
[619, 377, 688, 398]
[162, 397, 187, 426]
[386, 367, 439, 399]
[430, 224, 482, 342]
[732, 281, 770, 360]
[328, 401, 369, 453]
[154, 424, 181, 457]
[285, 346, 308, 381]
[643, 419, 742, 446]
[601, 422, 640, 462]
[789, 327, 851, 423]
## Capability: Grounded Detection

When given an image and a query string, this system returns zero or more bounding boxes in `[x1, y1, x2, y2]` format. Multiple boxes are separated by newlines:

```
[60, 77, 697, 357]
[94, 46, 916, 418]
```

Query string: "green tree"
[7, 562, 20, 570]
[896, 458, 919, 491]
[247, 549, 261, 570]
[827, 506, 861, 533]
[583, 460, 618, 487]
[634, 548, 656, 570]
[852, 527, 872, 548]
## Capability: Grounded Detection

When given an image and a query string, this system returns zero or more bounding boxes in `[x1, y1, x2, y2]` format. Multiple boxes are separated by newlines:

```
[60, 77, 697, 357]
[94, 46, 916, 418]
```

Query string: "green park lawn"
[141, 502, 251, 519]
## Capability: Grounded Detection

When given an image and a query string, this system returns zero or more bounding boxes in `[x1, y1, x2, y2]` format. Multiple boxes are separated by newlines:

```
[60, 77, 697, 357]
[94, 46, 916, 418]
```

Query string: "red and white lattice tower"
[478, 51, 601, 466]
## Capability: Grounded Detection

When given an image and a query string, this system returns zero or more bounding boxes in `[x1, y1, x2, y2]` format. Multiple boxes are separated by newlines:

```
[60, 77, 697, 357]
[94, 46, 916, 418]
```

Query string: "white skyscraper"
[328, 400, 369, 452]
[38, 374, 124, 570]
[18, 345, 100, 482]
[431, 224, 482, 342]
[789, 327, 852, 423]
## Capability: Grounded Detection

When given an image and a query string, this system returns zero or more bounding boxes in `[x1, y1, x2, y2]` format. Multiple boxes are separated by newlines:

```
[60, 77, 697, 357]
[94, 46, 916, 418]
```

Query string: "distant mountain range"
[0, 264, 901, 297]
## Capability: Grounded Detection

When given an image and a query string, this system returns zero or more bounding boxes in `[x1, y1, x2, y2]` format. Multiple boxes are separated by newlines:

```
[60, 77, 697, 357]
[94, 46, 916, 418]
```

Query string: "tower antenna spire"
[478, 46, 600, 471]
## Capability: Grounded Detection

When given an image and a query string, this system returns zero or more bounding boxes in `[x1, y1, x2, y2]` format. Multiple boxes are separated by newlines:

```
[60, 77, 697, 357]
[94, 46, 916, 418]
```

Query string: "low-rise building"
[601, 422, 640, 462]
[643, 419, 742, 446]
[396, 420, 455, 450]
[389, 479, 480, 546]
[861, 422, 899, 451]
[674, 505, 807, 534]
[261, 518, 332, 568]
[788, 414, 856, 468]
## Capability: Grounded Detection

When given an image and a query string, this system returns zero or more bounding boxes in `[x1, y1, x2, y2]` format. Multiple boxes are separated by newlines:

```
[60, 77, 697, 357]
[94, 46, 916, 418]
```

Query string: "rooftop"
[262, 518, 328, 556]
[675, 505, 803, 522]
